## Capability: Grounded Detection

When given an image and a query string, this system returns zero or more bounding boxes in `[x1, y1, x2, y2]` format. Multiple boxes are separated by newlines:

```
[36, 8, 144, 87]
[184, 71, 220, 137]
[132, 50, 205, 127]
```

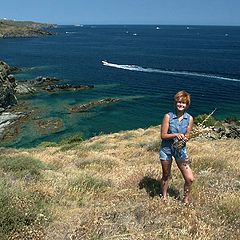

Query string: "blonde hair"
[174, 90, 191, 106]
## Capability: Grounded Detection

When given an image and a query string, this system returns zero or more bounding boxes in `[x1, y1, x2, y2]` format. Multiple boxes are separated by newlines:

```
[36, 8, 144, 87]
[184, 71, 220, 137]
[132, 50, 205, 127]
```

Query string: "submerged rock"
[69, 98, 120, 112]
[34, 118, 64, 134]
[45, 84, 94, 92]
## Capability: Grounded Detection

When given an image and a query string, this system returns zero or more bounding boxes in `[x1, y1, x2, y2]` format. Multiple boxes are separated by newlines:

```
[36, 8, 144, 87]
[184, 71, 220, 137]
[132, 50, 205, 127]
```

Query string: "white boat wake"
[102, 60, 240, 83]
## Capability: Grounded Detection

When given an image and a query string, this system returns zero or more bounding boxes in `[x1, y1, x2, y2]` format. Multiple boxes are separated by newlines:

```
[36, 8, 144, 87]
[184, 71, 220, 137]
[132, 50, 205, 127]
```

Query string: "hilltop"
[0, 19, 55, 38]
[0, 126, 239, 239]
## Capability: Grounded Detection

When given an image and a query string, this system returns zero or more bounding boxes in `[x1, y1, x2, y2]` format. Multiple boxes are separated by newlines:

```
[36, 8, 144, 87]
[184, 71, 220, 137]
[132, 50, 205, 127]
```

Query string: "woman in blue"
[160, 90, 194, 204]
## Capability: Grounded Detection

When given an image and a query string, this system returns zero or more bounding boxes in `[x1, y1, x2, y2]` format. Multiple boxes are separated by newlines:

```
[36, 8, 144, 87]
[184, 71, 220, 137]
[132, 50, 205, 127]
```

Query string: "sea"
[1, 25, 240, 148]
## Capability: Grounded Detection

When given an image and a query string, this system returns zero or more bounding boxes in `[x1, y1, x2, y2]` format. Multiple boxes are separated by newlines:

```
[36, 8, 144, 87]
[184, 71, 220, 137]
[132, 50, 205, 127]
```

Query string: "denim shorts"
[160, 146, 188, 161]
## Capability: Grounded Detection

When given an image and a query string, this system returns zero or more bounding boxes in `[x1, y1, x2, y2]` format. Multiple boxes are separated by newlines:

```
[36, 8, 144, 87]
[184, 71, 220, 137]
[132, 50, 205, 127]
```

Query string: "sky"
[0, 0, 239, 26]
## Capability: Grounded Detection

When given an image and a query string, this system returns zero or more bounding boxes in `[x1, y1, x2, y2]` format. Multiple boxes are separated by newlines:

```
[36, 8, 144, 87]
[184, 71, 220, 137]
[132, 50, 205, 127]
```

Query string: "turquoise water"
[0, 25, 240, 148]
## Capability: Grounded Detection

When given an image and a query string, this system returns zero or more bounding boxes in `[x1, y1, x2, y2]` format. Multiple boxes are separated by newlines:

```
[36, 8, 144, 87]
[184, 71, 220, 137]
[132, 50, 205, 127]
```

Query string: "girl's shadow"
[138, 176, 180, 199]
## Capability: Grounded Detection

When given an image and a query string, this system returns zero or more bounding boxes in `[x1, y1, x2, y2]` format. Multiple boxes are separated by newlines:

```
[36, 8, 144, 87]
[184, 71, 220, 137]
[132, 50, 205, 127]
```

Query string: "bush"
[194, 114, 217, 127]
[38, 141, 58, 147]
[0, 156, 49, 180]
[59, 134, 84, 145]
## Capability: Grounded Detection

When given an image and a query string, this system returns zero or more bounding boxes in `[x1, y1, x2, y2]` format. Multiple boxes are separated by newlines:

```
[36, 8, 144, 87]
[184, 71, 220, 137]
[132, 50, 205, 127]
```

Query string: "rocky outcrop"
[16, 77, 94, 94]
[69, 98, 120, 112]
[192, 120, 240, 140]
[0, 112, 25, 138]
[28, 76, 61, 86]
[16, 76, 62, 95]
[15, 84, 36, 95]
[212, 121, 240, 139]
[0, 61, 18, 109]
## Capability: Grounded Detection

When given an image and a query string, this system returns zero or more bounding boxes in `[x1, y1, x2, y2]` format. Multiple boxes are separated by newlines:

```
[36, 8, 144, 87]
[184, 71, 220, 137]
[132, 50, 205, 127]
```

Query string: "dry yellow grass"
[1, 125, 240, 239]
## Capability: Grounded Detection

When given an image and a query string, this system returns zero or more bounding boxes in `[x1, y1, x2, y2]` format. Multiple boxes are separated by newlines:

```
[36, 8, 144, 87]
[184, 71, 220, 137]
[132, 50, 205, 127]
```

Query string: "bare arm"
[161, 114, 182, 140]
[185, 116, 193, 140]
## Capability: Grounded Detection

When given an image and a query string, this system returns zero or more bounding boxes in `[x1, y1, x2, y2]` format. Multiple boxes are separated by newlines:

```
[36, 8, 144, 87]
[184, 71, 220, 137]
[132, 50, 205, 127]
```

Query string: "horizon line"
[58, 23, 240, 27]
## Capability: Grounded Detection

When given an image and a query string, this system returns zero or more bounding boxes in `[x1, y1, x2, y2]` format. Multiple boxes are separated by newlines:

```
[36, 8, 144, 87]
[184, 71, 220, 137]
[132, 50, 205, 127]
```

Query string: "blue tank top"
[161, 112, 191, 148]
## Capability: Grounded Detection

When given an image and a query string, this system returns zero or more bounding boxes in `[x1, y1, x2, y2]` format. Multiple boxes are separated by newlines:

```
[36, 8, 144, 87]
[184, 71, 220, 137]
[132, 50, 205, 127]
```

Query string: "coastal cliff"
[0, 19, 55, 38]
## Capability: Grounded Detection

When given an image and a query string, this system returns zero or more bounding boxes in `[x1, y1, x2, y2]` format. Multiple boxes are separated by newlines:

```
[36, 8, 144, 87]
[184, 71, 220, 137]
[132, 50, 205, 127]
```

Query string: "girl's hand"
[176, 133, 185, 140]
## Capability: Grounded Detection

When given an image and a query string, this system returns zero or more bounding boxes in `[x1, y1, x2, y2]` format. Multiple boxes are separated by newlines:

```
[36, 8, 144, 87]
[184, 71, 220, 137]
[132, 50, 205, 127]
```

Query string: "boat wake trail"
[102, 61, 240, 82]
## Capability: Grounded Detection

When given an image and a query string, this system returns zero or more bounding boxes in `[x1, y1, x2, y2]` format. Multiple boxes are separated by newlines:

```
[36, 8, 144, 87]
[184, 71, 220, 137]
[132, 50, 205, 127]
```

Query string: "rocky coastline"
[0, 60, 97, 141]
[0, 60, 122, 143]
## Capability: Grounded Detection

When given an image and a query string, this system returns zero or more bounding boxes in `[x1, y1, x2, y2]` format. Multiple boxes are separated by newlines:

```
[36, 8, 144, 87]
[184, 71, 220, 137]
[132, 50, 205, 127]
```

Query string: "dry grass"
[1, 125, 239, 239]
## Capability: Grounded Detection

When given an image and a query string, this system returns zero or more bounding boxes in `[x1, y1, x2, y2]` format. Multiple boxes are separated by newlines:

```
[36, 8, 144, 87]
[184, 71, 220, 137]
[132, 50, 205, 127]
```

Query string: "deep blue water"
[1, 25, 240, 148]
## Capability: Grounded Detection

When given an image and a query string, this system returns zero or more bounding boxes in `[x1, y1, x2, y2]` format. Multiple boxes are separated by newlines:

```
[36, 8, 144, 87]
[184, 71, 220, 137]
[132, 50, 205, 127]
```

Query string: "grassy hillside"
[0, 126, 239, 239]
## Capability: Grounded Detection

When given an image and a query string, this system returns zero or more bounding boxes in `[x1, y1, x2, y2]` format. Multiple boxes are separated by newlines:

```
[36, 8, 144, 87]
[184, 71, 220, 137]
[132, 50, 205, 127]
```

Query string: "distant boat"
[133, 33, 137, 36]
[156, 27, 160, 30]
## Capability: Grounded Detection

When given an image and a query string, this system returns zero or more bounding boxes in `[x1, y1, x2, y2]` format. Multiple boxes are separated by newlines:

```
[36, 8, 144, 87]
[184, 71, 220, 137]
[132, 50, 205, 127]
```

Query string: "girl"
[160, 90, 194, 204]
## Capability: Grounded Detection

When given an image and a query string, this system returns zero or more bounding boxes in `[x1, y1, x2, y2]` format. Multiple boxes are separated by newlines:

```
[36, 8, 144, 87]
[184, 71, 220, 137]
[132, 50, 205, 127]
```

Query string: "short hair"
[174, 90, 191, 106]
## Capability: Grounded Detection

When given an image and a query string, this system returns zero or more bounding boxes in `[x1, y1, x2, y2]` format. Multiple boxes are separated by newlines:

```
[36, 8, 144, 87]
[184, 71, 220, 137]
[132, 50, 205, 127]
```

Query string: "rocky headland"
[0, 19, 55, 38]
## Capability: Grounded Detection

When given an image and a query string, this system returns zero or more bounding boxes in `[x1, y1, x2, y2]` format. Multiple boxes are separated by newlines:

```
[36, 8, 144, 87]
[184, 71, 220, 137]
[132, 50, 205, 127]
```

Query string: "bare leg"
[176, 160, 194, 204]
[160, 160, 172, 200]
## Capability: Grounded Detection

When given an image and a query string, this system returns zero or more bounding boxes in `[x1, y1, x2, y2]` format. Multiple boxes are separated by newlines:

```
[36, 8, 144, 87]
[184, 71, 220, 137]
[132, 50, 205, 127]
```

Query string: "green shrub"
[0, 180, 50, 239]
[38, 141, 58, 147]
[87, 142, 105, 151]
[59, 142, 81, 152]
[194, 114, 217, 127]
[0, 156, 48, 180]
[59, 134, 84, 145]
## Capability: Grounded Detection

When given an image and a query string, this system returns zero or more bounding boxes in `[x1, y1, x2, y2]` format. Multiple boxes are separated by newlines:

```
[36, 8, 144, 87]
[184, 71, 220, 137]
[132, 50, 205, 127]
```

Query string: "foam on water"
[102, 61, 240, 83]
